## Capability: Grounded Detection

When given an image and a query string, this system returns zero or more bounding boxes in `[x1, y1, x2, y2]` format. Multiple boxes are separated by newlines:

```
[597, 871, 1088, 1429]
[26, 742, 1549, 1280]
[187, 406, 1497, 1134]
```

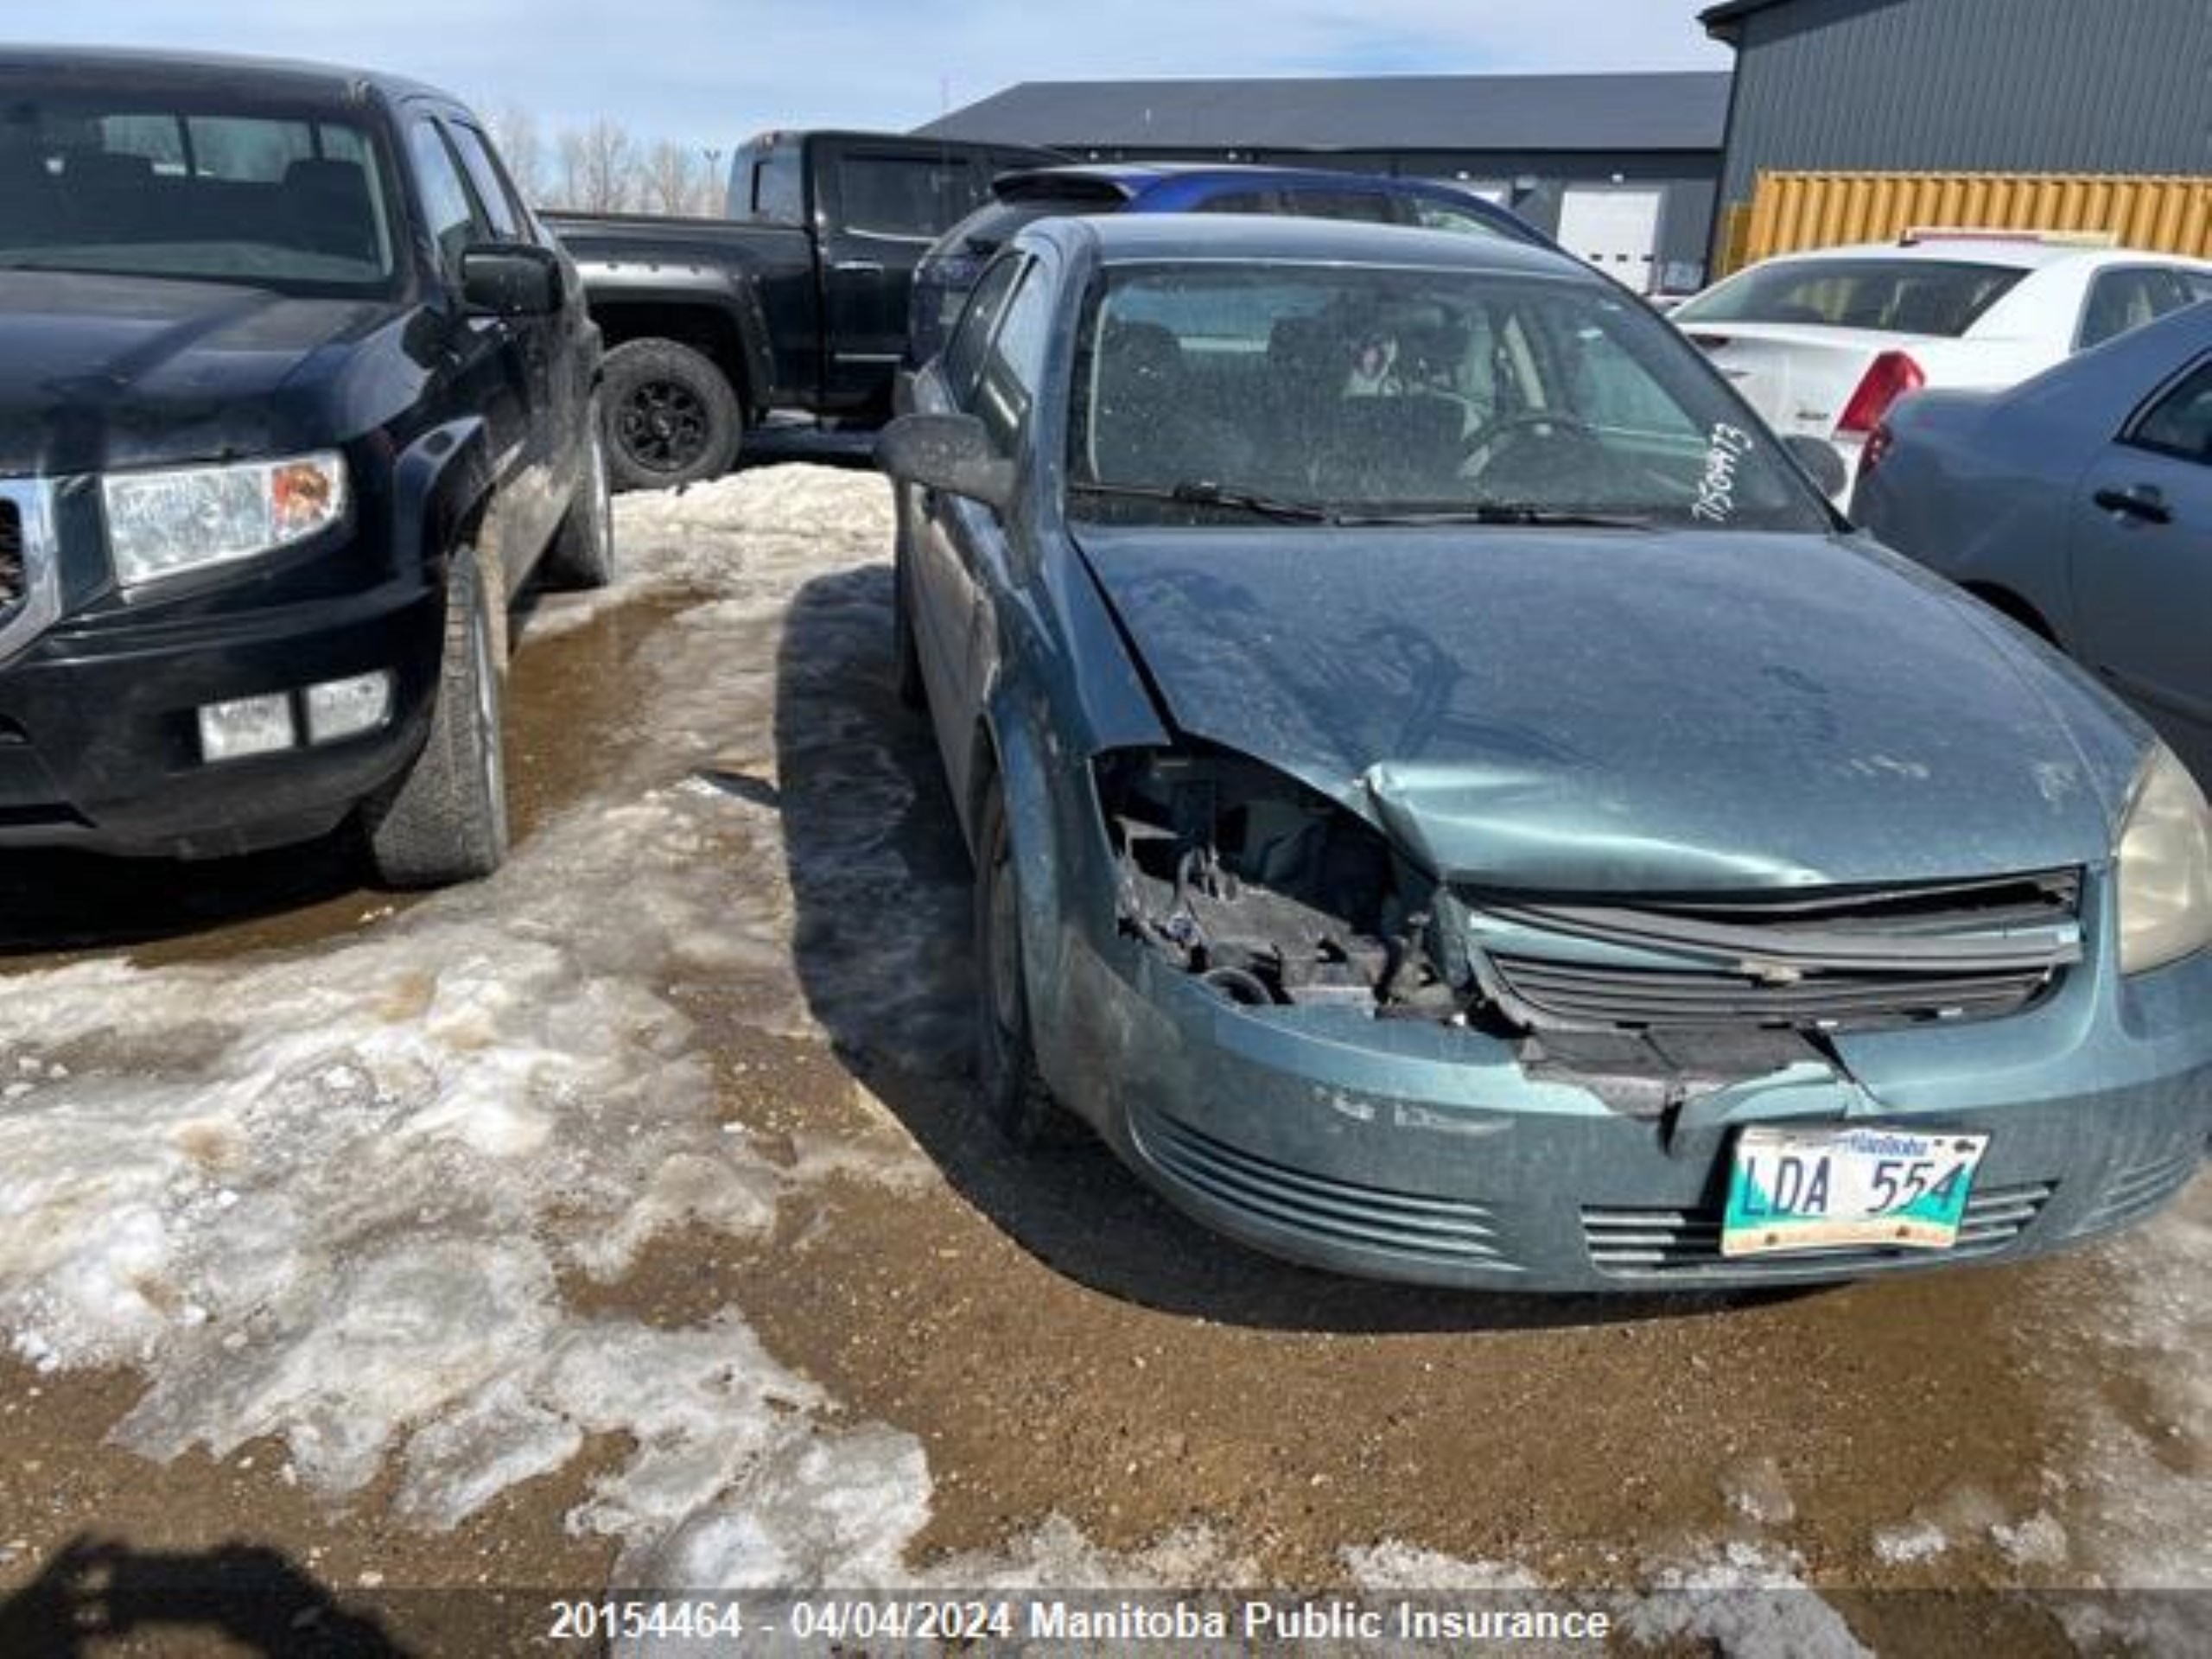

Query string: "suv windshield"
[0, 93, 397, 294]
[1068, 262, 1830, 532]
[1673, 257, 2025, 337]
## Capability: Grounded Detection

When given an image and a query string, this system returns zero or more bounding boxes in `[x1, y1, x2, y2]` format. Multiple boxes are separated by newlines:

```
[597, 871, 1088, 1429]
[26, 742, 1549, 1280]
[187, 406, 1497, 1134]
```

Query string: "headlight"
[2116, 744, 2212, 976]
[104, 452, 348, 587]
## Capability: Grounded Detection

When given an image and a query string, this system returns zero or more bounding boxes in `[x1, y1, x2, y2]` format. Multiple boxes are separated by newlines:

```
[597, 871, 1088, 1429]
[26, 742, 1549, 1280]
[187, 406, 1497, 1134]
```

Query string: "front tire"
[974, 779, 1063, 1147]
[363, 550, 510, 887]
[892, 536, 926, 710]
[602, 339, 743, 492]
[542, 410, 617, 589]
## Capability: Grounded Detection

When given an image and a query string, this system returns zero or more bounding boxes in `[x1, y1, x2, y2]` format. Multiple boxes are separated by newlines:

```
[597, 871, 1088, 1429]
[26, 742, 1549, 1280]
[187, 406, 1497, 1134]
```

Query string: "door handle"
[833, 259, 886, 276]
[2094, 484, 2172, 524]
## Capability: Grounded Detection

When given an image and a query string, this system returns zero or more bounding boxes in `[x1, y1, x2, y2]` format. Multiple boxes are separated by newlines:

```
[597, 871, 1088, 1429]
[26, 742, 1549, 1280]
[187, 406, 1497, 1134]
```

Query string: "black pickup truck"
[0, 48, 609, 887]
[546, 130, 1055, 489]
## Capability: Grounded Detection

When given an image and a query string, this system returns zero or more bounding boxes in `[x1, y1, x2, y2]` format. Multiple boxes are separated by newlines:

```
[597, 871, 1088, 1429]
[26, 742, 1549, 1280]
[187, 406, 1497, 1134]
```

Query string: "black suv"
[0, 49, 609, 887]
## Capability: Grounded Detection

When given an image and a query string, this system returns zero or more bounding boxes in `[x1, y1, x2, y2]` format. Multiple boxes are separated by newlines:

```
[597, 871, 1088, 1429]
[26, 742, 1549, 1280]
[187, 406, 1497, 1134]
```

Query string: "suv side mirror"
[461, 243, 563, 317]
[874, 412, 1015, 512]
[1782, 433, 1851, 500]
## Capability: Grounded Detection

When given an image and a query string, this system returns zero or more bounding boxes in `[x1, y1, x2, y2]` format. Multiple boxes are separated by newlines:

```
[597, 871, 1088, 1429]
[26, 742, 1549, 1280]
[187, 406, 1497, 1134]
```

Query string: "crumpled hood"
[1072, 523, 2145, 893]
[0, 270, 403, 475]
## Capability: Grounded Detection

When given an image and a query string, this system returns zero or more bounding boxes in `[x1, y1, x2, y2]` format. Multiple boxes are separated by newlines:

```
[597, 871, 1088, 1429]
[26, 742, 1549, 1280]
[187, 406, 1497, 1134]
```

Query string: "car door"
[404, 111, 547, 597]
[817, 141, 984, 408]
[913, 252, 1049, 816]
[2069, 353, 2212, 783]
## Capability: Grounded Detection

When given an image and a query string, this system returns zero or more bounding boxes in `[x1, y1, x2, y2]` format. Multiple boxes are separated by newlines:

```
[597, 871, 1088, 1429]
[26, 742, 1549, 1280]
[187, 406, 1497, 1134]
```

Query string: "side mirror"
[1781, 433, 1851, 500]
[460, 243, 563, 317]
[874, 412, 1016, 512]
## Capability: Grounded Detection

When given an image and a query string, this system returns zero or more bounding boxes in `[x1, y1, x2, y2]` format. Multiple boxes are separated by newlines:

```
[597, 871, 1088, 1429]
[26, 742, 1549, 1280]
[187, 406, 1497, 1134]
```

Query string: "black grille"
[1137, 1109, 1519, 1272]
[0, 499, 21, 613]
[1475, 870, 2081, 1033]
[1583, 1180, 2055, 1280]
[1489, 955, 2059, 1030]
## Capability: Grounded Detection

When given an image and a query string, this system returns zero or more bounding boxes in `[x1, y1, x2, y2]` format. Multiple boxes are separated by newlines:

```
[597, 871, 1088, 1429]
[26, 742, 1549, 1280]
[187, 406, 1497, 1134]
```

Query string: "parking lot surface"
[0, 464, 2205, 1655]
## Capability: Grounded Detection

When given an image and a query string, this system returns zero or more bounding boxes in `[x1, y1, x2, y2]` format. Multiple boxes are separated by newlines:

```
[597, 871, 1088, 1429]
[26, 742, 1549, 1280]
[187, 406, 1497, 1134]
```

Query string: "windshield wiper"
[1070, 479, 1341, 524]
[1336, 502, 1657, 530]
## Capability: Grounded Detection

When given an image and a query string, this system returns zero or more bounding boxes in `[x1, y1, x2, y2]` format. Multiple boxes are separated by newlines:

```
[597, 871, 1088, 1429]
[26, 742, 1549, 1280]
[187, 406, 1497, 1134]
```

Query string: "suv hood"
[0, 270, 401, 475]
[1072, 523, 2143, 893]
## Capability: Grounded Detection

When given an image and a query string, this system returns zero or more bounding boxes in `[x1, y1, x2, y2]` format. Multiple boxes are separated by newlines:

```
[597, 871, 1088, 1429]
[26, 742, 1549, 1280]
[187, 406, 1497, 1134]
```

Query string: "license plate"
[1722, 1125, 1989, 1257]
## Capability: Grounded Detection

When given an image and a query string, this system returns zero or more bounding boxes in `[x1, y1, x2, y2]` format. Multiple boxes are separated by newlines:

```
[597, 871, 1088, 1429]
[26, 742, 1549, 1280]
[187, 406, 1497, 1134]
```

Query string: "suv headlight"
[2116, 744, 2212, 976]
[104, 452, 348, 588]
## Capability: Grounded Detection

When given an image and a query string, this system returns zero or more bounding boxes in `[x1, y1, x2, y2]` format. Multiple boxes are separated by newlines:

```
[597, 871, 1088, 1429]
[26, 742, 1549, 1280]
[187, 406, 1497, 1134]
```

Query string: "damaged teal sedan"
[880, 215, 2212, 1290]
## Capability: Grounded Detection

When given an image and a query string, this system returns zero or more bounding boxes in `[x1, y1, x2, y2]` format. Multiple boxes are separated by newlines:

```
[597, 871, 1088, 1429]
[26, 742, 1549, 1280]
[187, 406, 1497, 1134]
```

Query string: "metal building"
[1705, 0, 2212, 257]
[916, 73, 1732, 293]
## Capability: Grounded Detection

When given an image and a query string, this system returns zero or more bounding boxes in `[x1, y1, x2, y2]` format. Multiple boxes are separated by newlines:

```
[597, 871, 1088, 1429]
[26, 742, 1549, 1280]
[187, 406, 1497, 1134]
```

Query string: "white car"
[1671, 235, 2212, 499]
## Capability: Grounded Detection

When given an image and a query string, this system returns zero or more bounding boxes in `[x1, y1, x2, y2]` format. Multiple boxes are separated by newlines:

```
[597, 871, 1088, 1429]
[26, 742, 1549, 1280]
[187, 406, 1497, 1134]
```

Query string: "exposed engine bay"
[1097, 744, 2088, 1113]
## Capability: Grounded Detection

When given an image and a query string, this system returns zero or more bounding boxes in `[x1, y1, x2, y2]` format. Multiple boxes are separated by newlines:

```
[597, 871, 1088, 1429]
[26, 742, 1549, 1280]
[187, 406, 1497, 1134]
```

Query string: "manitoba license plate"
[1722, 1125, 1990, 1257]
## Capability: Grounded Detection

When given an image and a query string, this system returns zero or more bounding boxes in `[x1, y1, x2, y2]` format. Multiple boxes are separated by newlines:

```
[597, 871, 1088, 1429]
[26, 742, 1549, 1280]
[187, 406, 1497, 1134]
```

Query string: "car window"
[1280, 188, 1397, 224]
[1409, 197, 1514, 240]
[1068, 261, 1828, 532]
[1674, 258, 2025, 337]
[749, 148, 804, 223]
[1197, 189, 1281, 216]
[974, 264, 1052, 448]
[0, 96, 396, 293]
[940, 253, 1024, 404]
[446, 122, 526, 239]
[2081, 266, 2206, 350]
[407, 119, 480, 276]
[2128, 358, 2212, 465]
[839, 153, 983, 239]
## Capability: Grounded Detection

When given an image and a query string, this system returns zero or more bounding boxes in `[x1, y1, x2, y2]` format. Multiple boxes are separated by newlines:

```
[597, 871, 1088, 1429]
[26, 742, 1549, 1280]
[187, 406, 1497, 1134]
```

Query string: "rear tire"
[542, 410, 617, 589]
[364, 550, 510, 887]
[974, 779, 1065, 1148]
[602, 339, 743, 492]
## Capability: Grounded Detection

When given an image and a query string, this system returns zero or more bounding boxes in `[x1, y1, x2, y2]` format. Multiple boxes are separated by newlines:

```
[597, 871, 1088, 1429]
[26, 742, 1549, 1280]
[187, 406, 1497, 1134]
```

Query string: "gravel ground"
[0, 462, 2204, 1656]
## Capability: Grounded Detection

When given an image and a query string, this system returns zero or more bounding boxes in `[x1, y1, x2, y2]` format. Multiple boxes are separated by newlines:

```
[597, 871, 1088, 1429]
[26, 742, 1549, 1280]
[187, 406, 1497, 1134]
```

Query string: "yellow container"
[1728, 170, 2212, 274]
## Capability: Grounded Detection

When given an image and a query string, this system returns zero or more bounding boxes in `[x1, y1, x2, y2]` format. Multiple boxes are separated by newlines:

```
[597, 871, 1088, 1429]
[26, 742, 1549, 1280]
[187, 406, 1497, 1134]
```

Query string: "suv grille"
[1472, 871, 2082, 1034]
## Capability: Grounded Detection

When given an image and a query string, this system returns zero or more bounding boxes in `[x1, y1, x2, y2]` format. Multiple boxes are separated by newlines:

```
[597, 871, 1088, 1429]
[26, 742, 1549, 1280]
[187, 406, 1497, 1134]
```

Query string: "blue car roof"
[1033, 211, 1591, 282]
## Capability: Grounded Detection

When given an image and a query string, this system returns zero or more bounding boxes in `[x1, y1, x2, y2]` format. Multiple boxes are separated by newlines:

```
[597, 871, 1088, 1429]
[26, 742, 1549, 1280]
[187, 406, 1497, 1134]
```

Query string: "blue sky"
[13, 3, 1732, 144]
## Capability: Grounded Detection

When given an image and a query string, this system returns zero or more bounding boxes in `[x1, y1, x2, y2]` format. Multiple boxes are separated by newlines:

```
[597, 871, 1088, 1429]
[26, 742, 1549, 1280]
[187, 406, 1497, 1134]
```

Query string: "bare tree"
[557, 118, 636, 214]
[485, 103, 547, 204]
[640, 139, 708, 218]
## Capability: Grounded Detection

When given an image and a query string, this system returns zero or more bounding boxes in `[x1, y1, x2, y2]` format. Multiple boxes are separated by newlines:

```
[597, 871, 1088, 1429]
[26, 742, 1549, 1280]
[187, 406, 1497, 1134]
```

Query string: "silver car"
[1853, 299, 2212, 788]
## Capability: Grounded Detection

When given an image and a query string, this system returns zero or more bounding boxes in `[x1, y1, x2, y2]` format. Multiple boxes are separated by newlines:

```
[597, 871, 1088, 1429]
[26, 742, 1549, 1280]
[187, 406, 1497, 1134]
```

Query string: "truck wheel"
[543, 411, 617, 589]
[363, 550, 510, 887]
[602, 339, 742, 491]
[974, 779, 1066, 1148]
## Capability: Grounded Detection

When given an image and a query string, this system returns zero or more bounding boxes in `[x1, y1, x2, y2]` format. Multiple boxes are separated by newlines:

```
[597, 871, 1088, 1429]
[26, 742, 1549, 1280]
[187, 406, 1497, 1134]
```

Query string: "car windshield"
[0, 93, 397, 294]
[1067, 261, 1831, 532]
[1672, 257, 2025, 337]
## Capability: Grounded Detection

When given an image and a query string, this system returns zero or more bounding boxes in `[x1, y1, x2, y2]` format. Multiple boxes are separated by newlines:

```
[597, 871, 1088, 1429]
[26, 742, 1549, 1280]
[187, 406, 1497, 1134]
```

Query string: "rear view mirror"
[1782, 433, 1851, 500]
[461, 243, 563, 317]
[874, 413, 1016, 512]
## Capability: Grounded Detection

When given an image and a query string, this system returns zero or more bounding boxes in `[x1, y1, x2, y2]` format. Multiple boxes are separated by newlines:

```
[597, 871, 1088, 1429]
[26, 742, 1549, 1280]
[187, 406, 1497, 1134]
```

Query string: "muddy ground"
[0, 461, 2203, 1657]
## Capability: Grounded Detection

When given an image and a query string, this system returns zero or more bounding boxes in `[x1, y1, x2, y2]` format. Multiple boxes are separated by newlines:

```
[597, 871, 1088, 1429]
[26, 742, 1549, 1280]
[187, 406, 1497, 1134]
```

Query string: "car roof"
[1033, 211, 1586, 279]
[1751, 238, 2208, 274]
[0, 44, 455, 109]
[1000, 161, 1483, 194]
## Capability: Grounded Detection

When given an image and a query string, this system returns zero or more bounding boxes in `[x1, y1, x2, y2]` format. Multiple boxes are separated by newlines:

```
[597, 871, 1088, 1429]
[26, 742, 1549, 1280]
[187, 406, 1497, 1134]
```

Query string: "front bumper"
[1054, 913, 2212, 1293]
[0, 568, 443, 859]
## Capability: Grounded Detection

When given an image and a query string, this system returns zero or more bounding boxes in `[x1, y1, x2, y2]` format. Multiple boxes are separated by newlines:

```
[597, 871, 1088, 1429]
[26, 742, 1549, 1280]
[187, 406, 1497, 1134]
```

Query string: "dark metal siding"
[1722, 0, 2212, 202]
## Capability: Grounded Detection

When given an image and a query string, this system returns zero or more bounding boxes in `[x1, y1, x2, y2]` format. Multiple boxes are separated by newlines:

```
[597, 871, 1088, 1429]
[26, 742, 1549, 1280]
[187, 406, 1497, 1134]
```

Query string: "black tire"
[892, 537, 926, 710]
[541, 410, 617, 589]
[363, 551, 510, 887]
[601, 339, 742, 492]
[974, 779, 1065, 1147]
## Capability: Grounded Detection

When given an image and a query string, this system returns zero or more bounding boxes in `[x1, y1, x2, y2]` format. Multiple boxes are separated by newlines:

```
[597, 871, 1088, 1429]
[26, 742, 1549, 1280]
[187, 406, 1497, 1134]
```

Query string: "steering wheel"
[1460, 408, 1599, 462]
